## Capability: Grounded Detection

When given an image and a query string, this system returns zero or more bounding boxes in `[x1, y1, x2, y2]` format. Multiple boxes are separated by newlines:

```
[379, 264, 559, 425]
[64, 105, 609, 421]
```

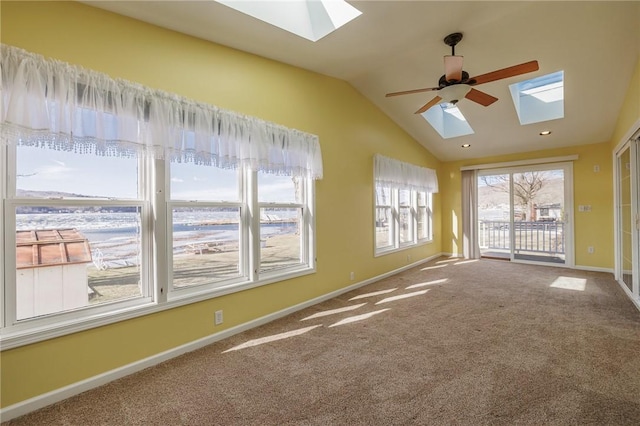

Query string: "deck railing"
[479, 220, 565, 254]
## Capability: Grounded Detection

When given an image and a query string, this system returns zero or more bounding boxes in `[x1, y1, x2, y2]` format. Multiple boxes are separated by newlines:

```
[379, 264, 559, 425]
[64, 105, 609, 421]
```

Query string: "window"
[215, 0, 362, 42]
[373, 155, 437, 255]
[258, 172, 308, 274]
[375, 186, 393, 249]
[398, 189, 413, 245]
[374, 186, 433, 254]
[509, 71, 564, 125]
[11, 143, 149, 322]
[422, 103, 474, 139]
[417, 191, 432, 241]
[4, 143, 316, 329]
[0, 44, 322, 347]
[169, 163, 243, 291]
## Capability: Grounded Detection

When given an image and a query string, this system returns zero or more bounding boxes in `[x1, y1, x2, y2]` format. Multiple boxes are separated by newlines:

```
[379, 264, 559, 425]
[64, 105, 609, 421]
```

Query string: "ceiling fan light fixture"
[439, 84, 472, 104]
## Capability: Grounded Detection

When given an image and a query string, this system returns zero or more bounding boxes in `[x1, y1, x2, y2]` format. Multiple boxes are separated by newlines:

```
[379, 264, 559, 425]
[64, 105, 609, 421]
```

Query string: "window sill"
[0, 267, 316, 351]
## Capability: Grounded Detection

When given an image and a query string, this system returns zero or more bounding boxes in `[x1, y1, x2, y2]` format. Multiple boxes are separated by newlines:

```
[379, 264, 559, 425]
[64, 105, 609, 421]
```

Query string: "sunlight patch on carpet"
[550, 276, 587, 291]
[223, 325, 322, 352]
[349, 288, 397, 300]
[436, 258, 462, 264]
[328, 309, 390, 327]
[421, 265, 448, 271]
[454, 259, 479, 265]
[301, 303, 367, 321]
[406, 278, 448, 289]
[376, 290, 430, 304]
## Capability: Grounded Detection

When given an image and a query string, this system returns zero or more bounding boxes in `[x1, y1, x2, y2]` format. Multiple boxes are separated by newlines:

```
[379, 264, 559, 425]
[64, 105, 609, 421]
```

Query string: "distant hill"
[15, 190, 138, 214]
[16, 189, 100, 199]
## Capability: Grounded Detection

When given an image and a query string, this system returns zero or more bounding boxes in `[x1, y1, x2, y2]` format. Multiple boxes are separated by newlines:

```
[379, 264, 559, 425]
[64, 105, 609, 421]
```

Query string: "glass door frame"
[614, 136, 640, 307]
[478, 162, 575, 267]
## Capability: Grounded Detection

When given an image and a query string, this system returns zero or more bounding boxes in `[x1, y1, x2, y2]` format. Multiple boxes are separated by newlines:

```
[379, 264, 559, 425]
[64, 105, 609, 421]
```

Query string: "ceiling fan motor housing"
[439, 71, 471, 87]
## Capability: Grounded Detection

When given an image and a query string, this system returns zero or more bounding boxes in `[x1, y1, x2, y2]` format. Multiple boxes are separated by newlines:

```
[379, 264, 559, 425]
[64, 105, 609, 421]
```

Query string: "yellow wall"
[440, 142, 615, 269]
[611, 56, 640, 148]
[1, 2, 441, 407]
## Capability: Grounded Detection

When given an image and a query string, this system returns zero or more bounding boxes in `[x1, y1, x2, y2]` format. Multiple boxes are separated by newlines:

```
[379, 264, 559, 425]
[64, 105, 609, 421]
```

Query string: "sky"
[17, 146, 297, 202]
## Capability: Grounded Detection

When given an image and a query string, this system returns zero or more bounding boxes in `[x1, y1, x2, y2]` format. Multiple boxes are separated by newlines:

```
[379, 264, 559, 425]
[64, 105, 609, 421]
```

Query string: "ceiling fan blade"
[465, 88, 498, 106]
[415, 96, 443, 114]
[469, 60, 539, 86]
[386, 86, 440, 97]
[444, 55, 464, 83]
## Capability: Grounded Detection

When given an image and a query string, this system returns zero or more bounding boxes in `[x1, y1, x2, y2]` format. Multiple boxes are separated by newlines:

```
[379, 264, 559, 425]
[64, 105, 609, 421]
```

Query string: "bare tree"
[480, 171, 549, 221]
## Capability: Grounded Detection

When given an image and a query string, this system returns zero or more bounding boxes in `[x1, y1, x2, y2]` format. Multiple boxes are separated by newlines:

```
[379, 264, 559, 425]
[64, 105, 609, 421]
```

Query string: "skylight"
[422, 103, 474, 139]
[215, 0, 362, 42]
[510, 71, 564, 125]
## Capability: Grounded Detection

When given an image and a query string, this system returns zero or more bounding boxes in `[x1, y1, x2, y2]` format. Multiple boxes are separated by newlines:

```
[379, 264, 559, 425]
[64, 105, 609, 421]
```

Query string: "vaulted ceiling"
[85, 1, 639, 161]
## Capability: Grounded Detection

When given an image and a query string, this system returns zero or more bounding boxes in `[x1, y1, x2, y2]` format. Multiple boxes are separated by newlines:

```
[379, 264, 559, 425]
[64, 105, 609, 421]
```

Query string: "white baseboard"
[439, 252, 464, 258]
[0, 253, 441, 422]
[573, 265, 614, 274]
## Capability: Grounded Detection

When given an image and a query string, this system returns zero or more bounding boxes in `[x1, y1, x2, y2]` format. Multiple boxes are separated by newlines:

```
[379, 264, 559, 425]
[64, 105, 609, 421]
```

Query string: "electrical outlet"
[593, 165, 600, 172]
[587, 246, 594, 254]
[350, 272, 355, 281]
[407, 255, 412, 262]
[214, 310, 223, 325]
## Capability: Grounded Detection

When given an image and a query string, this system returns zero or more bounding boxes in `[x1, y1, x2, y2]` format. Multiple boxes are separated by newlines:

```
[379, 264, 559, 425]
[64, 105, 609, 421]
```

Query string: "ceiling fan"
[386, 33, 539, 114]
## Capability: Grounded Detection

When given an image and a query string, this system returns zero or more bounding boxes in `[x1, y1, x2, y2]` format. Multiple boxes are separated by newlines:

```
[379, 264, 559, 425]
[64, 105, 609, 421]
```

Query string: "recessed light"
[539, 130, 552, 136]
[461, 144, 471, 148]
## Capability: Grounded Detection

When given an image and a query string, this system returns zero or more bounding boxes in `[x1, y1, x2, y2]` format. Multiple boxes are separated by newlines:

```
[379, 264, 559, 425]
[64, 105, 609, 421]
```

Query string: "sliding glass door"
[615, 138, 639, 303]
[477, 172, 511, 260]
[478, 163, 574, 266]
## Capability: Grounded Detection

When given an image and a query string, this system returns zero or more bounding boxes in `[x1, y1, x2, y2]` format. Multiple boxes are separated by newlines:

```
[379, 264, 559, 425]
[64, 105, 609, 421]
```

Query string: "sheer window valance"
[0, 44, 323, 179]
[374, 154, 438, 192]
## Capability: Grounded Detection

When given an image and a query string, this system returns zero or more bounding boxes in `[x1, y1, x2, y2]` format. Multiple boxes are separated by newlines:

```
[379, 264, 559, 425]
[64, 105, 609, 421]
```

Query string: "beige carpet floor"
[5, 257, 640, 425]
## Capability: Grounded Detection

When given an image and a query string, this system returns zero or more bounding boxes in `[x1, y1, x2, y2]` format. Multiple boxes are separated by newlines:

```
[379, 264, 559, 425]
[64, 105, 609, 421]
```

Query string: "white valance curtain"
[374, 154, 438, 192]
[0, 44, 323, 179]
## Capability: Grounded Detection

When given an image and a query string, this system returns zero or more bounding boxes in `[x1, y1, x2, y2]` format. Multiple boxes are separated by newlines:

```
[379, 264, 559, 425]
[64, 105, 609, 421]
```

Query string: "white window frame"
[374, 186, 433, 256]
[375, 185, 394, 251]
[255, 170, 315, 280]
[1, 149, 317, 350]
[0, 143, 6, 330]
[166, 162, 248, 299]
[3, 145, 154, 336]
[417, 191, 433, 242]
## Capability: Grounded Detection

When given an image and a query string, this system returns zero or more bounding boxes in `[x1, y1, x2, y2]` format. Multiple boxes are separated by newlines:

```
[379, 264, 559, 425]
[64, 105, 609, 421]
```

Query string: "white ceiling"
[85, 1, 640, 161]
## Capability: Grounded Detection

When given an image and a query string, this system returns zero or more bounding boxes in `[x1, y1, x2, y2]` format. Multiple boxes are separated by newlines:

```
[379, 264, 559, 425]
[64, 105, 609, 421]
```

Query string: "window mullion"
[428, 193, 433, 240]
[153, 158, 168, 303]
[305, 179, 314, 268]
[0, 145, 6, 328]
[246, 167, 260, 281]
[393, 188, 400, 249]
[411, 191, 418, 244]
[4, 144, 17, 326]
